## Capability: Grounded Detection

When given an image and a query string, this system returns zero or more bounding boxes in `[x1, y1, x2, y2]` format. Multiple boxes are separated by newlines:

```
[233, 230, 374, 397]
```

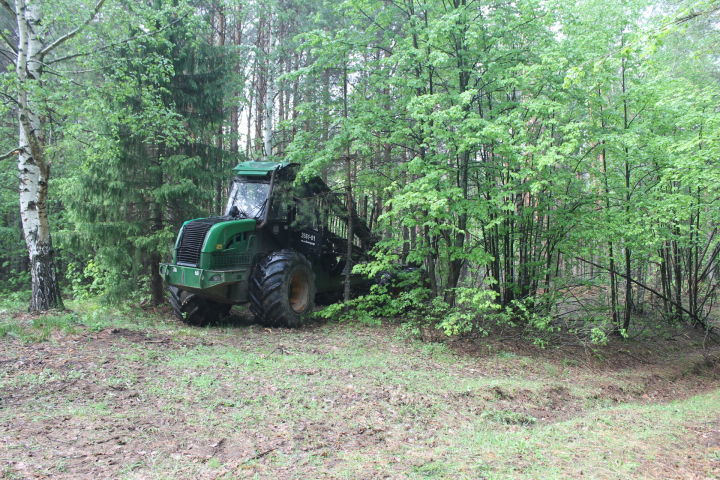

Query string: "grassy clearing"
[0, 293, 83, 342]
[0, 296, 199, 343]
[0, 302, 718, 479]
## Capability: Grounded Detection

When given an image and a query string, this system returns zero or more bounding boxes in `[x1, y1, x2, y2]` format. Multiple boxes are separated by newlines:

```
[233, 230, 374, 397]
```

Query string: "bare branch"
[673, 4, 720, 25]
[40, 0, 106, 56]
[572, 255, 719, 340]
[0, 46, 16, 62]
[0, 29, 17, 54]
[0, 0, 13, 15]
[0, 90, 20, 107]
[0, 148, 21, 161]
[47, 12, 188, 65]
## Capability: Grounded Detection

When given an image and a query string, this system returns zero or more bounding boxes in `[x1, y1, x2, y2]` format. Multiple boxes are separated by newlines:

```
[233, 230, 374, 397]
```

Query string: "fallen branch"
[212, 444, 281, 479]
[244, 447, 277, 462]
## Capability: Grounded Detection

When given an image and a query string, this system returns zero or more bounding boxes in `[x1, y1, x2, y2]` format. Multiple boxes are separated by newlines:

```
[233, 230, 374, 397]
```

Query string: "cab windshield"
[225, 179, 270, 219]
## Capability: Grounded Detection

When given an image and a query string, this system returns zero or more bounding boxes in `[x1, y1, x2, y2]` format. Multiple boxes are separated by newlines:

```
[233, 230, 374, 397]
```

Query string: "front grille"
[176, 217, 226, 267]
[207, 253, 252, 269]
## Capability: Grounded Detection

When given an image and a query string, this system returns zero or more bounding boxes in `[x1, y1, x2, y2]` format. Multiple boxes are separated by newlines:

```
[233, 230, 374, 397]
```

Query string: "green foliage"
[0, 0, 717, 340]
[293, 0, 719, 341]
[321, 276, 562, 345]
[436, 289, 500, 337]
[54, 1, 237, 301]
[0, 269, 30, 296]
[315, 283, 431, 326]
[65, 259, 116, 300]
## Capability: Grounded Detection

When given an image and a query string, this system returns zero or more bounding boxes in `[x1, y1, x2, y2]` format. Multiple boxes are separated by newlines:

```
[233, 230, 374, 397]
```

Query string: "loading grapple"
[160, 161, 375, 327]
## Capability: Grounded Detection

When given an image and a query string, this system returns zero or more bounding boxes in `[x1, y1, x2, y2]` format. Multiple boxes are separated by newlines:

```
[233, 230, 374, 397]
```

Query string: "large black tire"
[249, 249, 316, 327]
[168, 286, 231, 326]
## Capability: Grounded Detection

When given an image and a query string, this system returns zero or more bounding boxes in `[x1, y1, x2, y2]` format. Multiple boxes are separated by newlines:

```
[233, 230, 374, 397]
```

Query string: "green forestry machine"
[159, 161, 375, 327]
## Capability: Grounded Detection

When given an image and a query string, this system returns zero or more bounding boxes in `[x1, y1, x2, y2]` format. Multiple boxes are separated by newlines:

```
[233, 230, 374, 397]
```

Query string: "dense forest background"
[1, 0, 718, 343]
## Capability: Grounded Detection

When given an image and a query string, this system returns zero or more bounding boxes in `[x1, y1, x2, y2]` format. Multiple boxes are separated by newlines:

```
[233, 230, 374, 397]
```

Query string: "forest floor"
[1, 299, 719, 479]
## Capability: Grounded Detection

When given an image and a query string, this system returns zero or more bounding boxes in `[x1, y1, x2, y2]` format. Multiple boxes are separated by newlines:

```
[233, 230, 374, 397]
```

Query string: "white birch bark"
[7, 0, 105, 311]
[15, 0, 63, 310]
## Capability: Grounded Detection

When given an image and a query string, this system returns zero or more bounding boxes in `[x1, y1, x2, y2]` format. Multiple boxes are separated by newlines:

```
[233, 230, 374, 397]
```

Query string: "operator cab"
[225, 179, 270, 219]
[224, 161, 298, 221]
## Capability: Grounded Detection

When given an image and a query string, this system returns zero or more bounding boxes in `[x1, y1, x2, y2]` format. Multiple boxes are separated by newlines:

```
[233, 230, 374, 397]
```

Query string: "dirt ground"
[1, 308, 719, 479]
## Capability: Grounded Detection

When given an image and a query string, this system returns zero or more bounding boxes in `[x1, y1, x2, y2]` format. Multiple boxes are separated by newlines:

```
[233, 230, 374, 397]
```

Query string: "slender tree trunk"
[669, 182, 684, 322]
[425, 225, 438, 297]
[634, 262, 646, 313]
[263, 25, 274, 160]
[599, 144, 618, 328]
[401, 226, 410, 262]
[342, 64, 353, 303]
[149, 165, 164, 305]
[343, 155, 354, 303]
[254, 18, 266, 154]
[688, 188, 701, 323]
[291, 52, 299, 138]
[445, 12, 470, 305]
[150, 252, 163, 305]
[659, 244, 671, 316]
[672, 232, 683, 322]
[246, 68, 254, 155]
[15, 0, 63, 311]
[229, 4, 242, 153]
[445, 150, 469, 306]
[621, 50, 632, 334]
[214, 6, 226, 211]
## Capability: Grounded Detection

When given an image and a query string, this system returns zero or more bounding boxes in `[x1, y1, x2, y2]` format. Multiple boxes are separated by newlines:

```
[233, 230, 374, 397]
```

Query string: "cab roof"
[232, 161, 295, 176]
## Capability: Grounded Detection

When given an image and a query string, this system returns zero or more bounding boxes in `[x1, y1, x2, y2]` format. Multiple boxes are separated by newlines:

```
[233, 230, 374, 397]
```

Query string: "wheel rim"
[289, 270, 310, 313]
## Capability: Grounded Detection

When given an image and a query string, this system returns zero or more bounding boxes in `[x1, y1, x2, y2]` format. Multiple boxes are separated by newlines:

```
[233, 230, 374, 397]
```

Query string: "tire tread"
[248, 249, 315, 328]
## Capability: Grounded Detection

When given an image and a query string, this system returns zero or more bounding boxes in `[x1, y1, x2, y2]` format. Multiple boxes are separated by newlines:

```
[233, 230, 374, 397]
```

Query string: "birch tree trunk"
[7, 0, 105, 311]
[15, 0, 63, 311]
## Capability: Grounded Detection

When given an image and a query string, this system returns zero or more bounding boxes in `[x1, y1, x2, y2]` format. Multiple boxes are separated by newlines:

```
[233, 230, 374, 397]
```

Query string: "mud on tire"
[249, 249, 316, 327]
[168, 286, 231, 326]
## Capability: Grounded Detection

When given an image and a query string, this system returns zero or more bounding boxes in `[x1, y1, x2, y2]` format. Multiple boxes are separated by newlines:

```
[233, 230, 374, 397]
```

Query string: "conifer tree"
[62, 1, 234, 304]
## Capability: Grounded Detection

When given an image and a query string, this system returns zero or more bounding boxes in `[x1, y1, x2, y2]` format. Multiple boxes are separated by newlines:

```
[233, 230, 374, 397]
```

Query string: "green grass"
[1, 300, 718, 479]
[0, 297, 178, 343]
[0, 291, 30, 313]
[321, 390, 720, 479]
[0, 312, 81, 342]
[0, 368, 85, 390]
